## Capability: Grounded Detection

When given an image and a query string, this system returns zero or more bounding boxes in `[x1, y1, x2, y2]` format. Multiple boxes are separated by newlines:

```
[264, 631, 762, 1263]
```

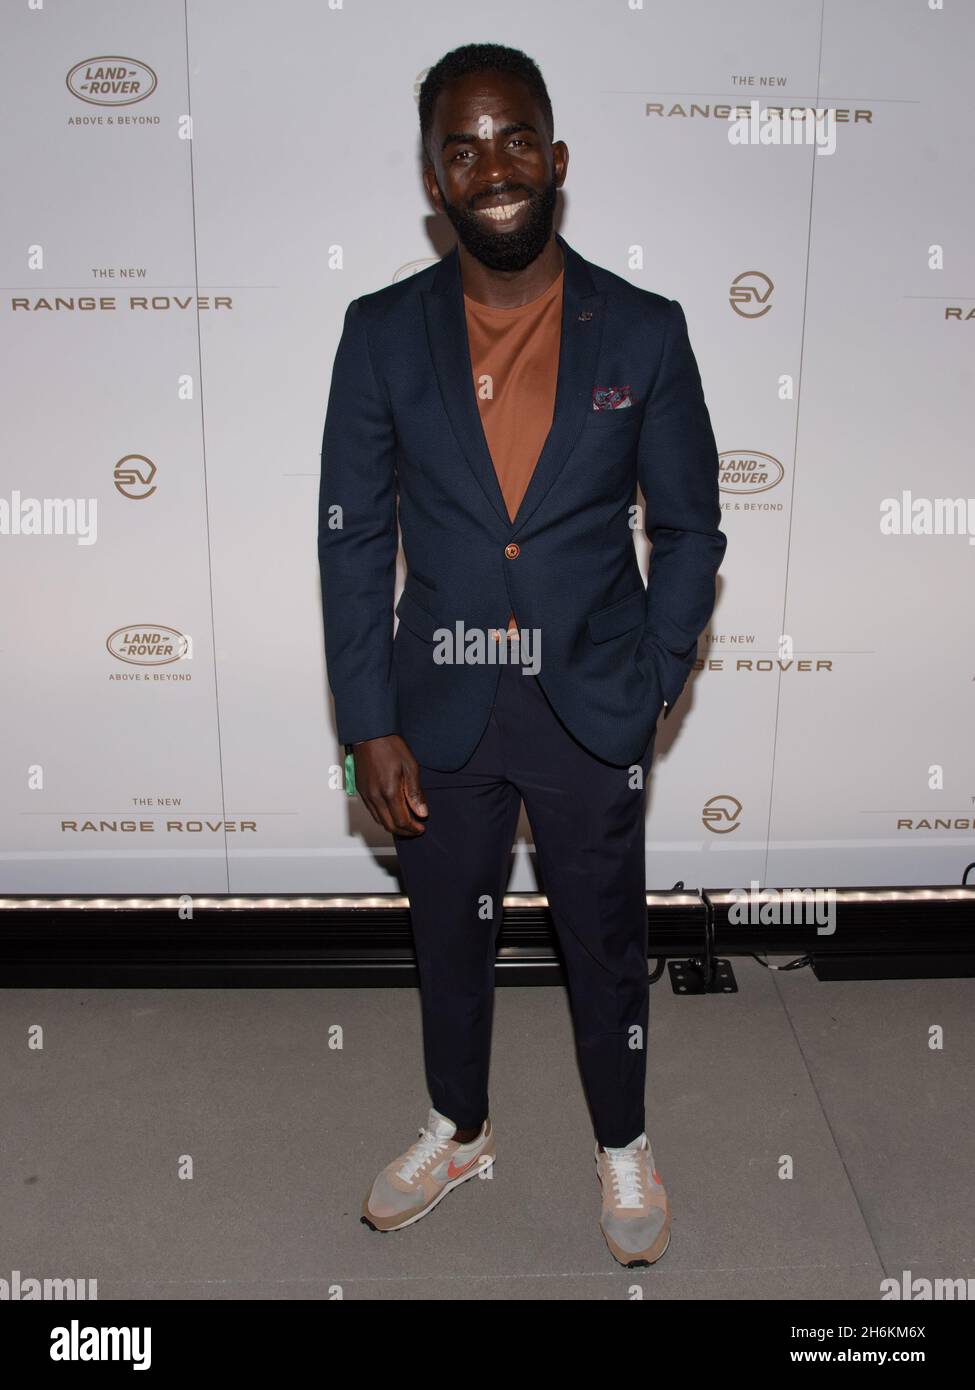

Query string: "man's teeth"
[477, 199, 528, 222]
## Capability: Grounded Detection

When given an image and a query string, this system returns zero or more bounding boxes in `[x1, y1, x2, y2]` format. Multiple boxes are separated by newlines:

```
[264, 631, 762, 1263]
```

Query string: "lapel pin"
[578, 310, 594, 321]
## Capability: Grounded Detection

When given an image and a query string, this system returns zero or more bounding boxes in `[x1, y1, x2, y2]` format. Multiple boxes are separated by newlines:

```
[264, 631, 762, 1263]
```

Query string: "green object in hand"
[343, 746, 356, 797]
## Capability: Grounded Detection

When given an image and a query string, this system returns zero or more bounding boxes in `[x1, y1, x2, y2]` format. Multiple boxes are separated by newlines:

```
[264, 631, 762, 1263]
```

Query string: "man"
[318, 42, 727, 1267]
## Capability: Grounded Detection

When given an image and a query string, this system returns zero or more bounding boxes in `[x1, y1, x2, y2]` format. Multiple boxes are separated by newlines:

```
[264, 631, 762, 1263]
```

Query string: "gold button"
[504, 543, 520, 559]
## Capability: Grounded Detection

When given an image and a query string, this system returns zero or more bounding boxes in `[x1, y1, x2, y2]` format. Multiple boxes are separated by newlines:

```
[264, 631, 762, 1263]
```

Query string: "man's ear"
[553, 140, 569, 187]
[423, 166, 443, 212]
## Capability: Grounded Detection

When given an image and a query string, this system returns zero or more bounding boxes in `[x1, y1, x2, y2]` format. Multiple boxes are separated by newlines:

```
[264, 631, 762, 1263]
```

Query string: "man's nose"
[476, 146, 516, 187]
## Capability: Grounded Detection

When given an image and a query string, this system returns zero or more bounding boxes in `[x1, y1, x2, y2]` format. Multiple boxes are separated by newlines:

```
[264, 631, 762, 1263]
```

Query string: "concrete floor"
[2, 960, 973, 1300]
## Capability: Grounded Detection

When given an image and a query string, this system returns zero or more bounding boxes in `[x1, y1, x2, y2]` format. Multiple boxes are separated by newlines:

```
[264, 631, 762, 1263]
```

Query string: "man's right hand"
[351, 734, 428, 837]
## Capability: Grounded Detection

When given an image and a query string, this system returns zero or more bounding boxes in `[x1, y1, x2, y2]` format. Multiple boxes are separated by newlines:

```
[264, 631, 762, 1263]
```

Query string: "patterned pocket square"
[592, 385, 633, 410]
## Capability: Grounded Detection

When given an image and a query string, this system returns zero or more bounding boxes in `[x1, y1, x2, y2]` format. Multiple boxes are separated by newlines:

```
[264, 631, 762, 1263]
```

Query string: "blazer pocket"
[405, 571, 438, 600]
[583, 406, 641, 429]
[395, 583, 441, 643]
[587, 588, 647, 643]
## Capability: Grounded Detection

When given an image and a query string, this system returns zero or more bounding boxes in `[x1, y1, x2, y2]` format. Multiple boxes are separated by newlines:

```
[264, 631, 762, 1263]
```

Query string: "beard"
[439, 174, 558, 272]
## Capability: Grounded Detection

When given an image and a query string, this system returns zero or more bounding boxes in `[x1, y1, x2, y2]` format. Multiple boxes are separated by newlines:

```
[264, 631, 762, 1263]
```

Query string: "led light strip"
[0, 889, 970, 911]
[0, 892, 702, 911]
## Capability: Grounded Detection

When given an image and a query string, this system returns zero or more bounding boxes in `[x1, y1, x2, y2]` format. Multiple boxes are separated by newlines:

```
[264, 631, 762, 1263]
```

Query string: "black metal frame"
[1, 887, 973, 986]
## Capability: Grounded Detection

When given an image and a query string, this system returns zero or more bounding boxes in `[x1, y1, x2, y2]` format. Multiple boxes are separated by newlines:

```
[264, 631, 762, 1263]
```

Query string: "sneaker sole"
[361, 1151, 495, 1233]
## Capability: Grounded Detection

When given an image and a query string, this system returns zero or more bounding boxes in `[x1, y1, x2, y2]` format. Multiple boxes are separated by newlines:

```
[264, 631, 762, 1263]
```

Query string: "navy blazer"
[318, 232, 727, 771]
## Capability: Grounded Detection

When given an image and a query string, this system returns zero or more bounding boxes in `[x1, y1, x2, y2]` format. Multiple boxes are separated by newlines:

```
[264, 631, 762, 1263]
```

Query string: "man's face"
[423, 71, 568, 272]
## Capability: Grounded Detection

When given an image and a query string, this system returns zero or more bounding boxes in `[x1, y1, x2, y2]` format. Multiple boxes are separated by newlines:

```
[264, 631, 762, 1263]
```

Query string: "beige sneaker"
[595, 1131, 671, 1267]
[361, 1107, 495, 1232]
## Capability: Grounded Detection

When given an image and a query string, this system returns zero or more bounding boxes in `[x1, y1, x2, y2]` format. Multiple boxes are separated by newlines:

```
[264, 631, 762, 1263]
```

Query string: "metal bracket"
[668, 957, 738, 994]
[667, 890, 738, 994]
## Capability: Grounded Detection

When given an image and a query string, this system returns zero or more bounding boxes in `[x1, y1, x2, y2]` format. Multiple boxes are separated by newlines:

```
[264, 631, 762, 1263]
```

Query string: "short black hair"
[418, 43, 554, 163]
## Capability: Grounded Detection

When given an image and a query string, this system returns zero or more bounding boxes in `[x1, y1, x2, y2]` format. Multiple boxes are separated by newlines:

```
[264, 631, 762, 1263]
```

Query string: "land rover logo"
[107, 626, 188, 666]
[67, 57, 157, 107]
[719, 450, 784, 494]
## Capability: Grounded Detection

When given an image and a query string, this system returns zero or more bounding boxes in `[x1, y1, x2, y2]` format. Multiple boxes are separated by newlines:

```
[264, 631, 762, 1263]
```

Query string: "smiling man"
[318, 43, 727, 1268]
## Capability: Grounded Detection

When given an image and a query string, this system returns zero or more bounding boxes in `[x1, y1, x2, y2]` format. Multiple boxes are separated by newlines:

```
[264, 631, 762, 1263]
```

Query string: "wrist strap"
[343, 744, 356, 797]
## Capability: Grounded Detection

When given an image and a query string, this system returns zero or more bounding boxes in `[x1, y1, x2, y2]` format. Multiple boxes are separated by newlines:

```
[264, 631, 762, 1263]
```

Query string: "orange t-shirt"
[464, 269, 564, 631]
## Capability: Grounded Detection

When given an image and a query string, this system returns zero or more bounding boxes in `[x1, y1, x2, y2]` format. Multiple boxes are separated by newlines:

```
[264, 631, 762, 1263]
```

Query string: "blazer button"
[504, 543, 520, 559]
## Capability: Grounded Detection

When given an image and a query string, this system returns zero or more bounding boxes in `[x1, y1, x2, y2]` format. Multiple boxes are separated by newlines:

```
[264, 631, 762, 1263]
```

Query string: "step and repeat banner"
[1, 0, 972, 894]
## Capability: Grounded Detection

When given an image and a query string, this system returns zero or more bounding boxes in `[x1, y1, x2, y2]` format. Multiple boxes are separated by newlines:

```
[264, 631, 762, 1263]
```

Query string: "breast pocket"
[583, 405, 642, 432]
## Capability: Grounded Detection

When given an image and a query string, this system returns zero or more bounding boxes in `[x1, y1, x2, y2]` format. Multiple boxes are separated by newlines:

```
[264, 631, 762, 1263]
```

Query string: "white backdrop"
[2, 0, 973, 894]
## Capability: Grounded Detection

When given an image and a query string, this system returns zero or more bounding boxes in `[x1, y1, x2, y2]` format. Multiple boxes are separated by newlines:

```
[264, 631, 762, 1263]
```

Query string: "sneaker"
[595, 1131, 671, 1267]
[361, 1107, 495, 1232]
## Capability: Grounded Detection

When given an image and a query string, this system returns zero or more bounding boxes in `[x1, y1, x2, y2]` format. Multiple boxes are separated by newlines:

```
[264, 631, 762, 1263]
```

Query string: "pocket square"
[592, 385, 633, 410]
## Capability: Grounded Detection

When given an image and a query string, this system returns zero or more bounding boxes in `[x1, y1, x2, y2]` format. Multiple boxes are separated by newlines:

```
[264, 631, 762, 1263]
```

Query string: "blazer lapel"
[421, 231, 606, 533]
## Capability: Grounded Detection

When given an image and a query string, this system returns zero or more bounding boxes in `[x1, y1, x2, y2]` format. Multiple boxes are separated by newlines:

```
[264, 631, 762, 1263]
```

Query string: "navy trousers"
[393, 658, 655, 1148]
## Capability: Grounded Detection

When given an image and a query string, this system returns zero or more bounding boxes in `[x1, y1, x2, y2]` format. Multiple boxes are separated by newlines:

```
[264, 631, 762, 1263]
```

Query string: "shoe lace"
[607, 1150, 644, 1209]
[397, 1127, 451, 1181]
